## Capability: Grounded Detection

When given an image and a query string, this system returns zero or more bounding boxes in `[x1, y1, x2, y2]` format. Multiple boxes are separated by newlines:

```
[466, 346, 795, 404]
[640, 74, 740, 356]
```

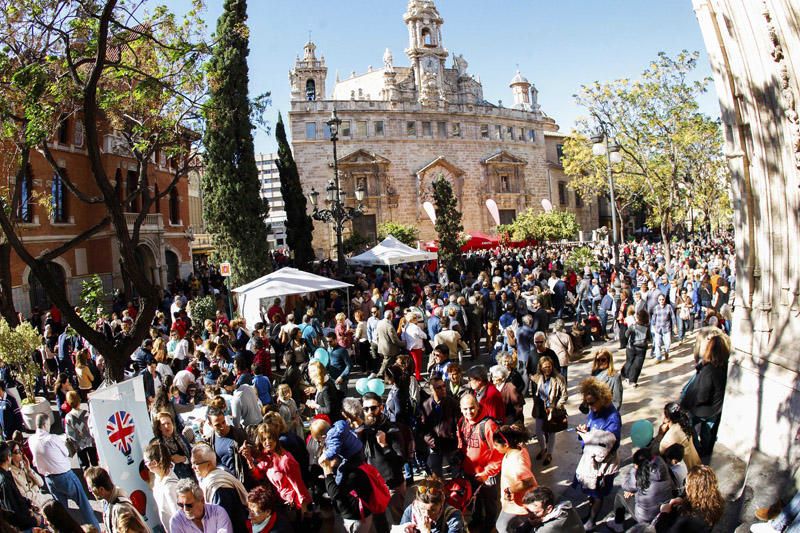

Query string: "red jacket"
[457, 413, 503, 479]
[477, 383, 505, 422]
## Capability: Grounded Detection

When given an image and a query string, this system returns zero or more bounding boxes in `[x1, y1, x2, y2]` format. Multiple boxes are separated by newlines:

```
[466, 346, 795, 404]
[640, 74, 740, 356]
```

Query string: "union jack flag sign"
[106, 410, 136, 459]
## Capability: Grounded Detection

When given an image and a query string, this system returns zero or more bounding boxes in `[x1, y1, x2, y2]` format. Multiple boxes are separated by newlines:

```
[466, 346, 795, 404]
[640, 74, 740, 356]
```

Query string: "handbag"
[542, 408, 568, 433]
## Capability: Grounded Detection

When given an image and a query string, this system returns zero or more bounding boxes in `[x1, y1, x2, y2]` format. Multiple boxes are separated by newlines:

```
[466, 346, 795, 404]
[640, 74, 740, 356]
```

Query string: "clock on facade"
[422, 56, 438, 73]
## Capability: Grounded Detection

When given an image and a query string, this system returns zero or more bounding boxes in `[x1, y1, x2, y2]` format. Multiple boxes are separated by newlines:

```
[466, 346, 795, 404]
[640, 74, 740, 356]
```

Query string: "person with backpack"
[622, 309, 651, 387]
[399, 475, 465, 533]
[358, 392, 409, 532]
[457, 394, 503, 532]
[84, 466, 150, 533]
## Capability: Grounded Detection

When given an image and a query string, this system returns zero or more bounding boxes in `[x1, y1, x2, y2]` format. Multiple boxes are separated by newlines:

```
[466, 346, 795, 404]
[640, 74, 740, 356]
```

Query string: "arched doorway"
[28, 262, 66, 312]
[134, 244, 158, 286]
[165, 250, 179, 287]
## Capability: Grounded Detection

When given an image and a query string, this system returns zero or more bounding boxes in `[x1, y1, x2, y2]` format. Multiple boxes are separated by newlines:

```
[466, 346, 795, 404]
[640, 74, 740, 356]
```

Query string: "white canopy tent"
[347, 235, 437, 266]
[232, 267, 352, 329]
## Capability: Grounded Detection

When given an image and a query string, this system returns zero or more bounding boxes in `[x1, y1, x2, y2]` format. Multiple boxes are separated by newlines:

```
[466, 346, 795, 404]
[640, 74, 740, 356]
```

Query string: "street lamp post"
[307, 109, 365, 275]
[591, 129, 622, 270]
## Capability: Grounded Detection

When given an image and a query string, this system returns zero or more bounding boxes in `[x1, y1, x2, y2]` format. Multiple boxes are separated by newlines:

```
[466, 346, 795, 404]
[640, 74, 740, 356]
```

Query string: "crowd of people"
[0, 236, 742, 533]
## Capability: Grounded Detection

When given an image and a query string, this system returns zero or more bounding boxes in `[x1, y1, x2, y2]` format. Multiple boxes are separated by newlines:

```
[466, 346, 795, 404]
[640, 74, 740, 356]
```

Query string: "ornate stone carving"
[383, 48, 395, 73]
[419, 71, 443, 107]
[453, 54, 468, 76]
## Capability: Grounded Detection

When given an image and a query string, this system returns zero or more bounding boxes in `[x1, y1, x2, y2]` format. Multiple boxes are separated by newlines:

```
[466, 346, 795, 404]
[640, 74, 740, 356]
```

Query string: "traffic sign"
[220, 262, 232, 277]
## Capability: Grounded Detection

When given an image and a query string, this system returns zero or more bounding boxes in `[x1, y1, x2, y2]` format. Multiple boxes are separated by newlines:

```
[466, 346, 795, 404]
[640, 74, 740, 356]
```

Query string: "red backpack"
[350, 463, 391, 516]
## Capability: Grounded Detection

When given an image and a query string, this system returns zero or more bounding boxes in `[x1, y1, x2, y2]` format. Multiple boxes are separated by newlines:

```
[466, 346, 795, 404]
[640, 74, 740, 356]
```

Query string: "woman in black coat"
[305, 360, 343, 422]
[623, 309, 651, 387]
[680, 334, 730, 457]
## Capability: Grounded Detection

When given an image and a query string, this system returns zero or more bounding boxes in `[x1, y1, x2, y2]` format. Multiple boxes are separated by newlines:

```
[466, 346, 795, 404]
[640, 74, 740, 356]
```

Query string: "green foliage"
[78, 275, 106, 325]
[189, 295, 216, 327]
[343, 232, 371, 255]
[564, 246, 599, 274]
[275, 113, 315, 269]
[377, 222, 419, 247]
[562, 50, 726, 263]
[431, 175, 463, 270]
[0, 319, 40, 403]
[497, 209, 580, 242]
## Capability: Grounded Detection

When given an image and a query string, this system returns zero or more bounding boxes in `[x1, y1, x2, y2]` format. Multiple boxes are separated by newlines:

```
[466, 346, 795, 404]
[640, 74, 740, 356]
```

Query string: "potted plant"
[0, 318, 49, 429]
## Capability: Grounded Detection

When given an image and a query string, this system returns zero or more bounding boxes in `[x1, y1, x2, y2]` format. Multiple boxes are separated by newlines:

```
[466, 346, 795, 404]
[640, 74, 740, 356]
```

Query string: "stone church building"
[288, 0, 598, 257]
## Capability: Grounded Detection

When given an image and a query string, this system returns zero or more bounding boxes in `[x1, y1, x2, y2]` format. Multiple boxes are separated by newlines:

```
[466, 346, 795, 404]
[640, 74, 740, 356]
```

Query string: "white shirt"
[29, 429, 72, 476]
[153, 469, 180, 531]
[402, 322, 427, 351]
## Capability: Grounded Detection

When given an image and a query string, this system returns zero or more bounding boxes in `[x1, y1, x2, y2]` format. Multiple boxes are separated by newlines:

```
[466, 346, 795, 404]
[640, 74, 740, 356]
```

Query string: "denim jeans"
[45, 471, 101, 530]
[652, 329, 672, 360]
[771, 490, 800, 532]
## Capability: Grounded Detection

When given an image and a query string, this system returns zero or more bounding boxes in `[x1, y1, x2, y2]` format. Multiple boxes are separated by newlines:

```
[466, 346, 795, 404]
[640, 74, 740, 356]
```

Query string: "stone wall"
[290, 100, 597, 257]
[694, 0, 800, 467]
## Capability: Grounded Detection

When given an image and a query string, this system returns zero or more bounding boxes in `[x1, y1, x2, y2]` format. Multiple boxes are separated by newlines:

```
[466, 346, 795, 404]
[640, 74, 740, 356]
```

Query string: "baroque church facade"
[288, 0, 599, 257]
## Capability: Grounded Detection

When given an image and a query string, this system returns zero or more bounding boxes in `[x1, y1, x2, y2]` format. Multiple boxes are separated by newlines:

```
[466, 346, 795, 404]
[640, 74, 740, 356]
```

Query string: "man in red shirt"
[457, 394, 503, 532]
[170, 310, 188, 339]
[466, 365, 505, 421]
[266, 298, 285, 325]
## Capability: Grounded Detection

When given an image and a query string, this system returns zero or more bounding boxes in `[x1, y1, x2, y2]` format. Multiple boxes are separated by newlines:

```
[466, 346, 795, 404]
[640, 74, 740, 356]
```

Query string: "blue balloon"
[630, 420, 654, 449]
[314, 348, 330, 367]
[367, 378, 385, 396]
[356, 378, 370, 396]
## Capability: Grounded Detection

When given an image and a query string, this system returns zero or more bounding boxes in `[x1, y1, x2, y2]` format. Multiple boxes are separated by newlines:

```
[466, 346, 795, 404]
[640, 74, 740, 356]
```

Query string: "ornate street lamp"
[307, 109, 365, 275]
[591, 124, 623, 270]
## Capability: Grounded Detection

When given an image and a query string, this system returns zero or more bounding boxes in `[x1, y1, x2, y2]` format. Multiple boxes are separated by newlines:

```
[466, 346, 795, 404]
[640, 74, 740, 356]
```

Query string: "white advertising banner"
[88, 376, 160, 529]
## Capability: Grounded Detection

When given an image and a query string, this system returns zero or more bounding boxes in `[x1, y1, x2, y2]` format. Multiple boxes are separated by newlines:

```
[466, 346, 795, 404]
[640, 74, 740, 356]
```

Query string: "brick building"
[288, 0, 598, 259]
[6, 115, 193, 318]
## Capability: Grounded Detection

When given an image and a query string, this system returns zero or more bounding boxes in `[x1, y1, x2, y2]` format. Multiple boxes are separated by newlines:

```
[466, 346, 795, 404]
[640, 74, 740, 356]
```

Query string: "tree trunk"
[0, 243, 19, 326]
[661, 223, 672, 265]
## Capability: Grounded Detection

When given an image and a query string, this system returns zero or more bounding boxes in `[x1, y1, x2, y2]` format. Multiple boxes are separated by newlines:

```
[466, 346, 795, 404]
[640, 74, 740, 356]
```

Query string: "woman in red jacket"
[249, 424, 311, 518]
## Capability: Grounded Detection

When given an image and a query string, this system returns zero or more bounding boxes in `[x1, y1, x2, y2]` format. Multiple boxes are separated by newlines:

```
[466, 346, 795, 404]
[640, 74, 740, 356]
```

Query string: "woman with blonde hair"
[74, 349, 94, 402]
[249, 423, 311, 516]
[590, 349, 622, 411]
[575, 377, 622, 530]
[401, 312, 428, 381]
[304, 359, 343, 422]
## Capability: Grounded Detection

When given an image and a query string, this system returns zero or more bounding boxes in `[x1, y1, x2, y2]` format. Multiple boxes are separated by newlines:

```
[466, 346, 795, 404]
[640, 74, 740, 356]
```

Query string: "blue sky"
[163, 0, 719, 154]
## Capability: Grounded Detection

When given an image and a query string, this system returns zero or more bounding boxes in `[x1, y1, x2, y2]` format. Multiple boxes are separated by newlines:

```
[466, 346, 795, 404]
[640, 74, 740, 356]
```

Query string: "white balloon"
[541, 199, 554, 213]
[423, 201, 437, 224]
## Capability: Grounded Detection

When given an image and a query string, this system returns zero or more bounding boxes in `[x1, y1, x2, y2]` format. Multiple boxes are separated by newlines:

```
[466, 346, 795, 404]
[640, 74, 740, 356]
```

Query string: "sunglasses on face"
[363, 405, 380, 412]
[177, 502, 194, 510]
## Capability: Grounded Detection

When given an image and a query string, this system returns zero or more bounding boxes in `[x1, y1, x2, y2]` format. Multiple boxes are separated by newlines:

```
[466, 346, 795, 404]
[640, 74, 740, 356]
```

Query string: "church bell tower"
[289, 40, 327, 102]
[404, 0, 448, 105]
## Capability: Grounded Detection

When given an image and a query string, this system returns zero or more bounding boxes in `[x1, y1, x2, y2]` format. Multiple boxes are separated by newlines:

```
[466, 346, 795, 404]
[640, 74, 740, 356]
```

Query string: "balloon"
[367, 378, 385, 396]
[541, 198, 554, 213]
[129, 490, 147, 515]
[630, 420, 654, 449]
[356, 378, 370, 396]
[423, 201, 437, 224]
[314, 348, 330, 367]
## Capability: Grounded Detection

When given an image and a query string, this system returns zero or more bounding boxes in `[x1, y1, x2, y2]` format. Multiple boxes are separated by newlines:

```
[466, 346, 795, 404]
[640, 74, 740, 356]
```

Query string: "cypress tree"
[275, 113, 315, 270]
[202, 0, 270, 286]
[432, 175, 463, 272]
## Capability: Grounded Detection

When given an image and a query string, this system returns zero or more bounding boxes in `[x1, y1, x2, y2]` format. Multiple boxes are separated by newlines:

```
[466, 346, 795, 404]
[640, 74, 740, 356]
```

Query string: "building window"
[499, 209, 516, 225]
[421, 28, 433, 47]
[16, 166, 33, 222]
[169, 188, 180, 224]
[57, 116, 69, 145]
[422, 121, 432, 137]
[556, 143, 565, 163]
[499, 174, 511, 193]
[527, 129, 536, 142]
[305, 79, 316, 101]
[407, 121, 417, 137]
[322, 124, 332, 140]
[305, 122, 316, 140]
[154, 184, 161, 214]
[73, 120, 84, 147]
[51, 169, 69, 222]
[127, 169, 139, 212]
[507, 126, 514, 140]
[575, 193, 584, 208]
[356, 120, 367, 137]
[558, 181, 568, 206]
[341, 120, 351, 137]
[437, 121, 447, 138]
[519, 127, 526, 142]
[480, 124, 489, 139]
[451, 123, 461, 138]
[495, 125, 503, 140]
[374, 121, 384, 136]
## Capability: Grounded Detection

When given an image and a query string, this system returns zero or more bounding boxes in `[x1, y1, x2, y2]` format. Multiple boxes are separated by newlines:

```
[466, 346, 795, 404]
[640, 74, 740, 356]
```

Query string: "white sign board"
[88, 376, 160, 529]
[220, 262, 232, 277]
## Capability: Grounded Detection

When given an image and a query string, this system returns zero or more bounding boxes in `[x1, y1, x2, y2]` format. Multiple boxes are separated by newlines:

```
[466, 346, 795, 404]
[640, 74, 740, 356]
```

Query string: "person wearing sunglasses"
[170, 478, 233, 533]
[399, 476, 464, 533]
